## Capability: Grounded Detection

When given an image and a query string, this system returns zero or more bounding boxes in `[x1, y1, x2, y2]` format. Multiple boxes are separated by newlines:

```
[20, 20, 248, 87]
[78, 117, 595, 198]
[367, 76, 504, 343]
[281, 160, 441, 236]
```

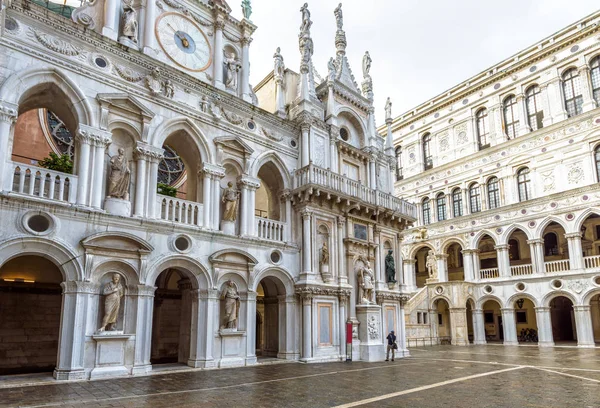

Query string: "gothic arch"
[150, 117, 214, 164]
[534, 215, 571, 238]
[499, 224, 533, 245]
[249, 151, 291, 190]
[470, 229, 499, 248]
[440, 237, 466, 253]
[146, 255, 212, 289]
[573, 207, 600, 233]
[0, 236, 83, 281]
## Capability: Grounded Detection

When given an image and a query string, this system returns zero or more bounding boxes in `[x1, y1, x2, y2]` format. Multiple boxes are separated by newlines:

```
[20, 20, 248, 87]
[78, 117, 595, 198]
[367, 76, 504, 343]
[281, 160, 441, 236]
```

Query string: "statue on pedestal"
[320, 242, 329, 265]
[385, 250, 396, 283]
[334, 3, 343, 31]
[426, 250, 438, 279]
[358, 261, 375, 305]
[385, 97, 392, 121]
[300, 3, 312, 34]
[99, 273, 124, 332]
[224, 53, 241, 90]
[241, 0, 252, 20]
[362, 51, 372, 78]
[273, 47, 285, 78]
[221, 280, 240, 329]
[222, 182, 240, 221]
[108, 148, 131, 200]
[121, 0, 138, 44]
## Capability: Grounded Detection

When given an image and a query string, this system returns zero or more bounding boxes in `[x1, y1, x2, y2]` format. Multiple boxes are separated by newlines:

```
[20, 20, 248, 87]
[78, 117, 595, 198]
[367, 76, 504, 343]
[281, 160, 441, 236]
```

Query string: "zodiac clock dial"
[155, 12, 212, 72]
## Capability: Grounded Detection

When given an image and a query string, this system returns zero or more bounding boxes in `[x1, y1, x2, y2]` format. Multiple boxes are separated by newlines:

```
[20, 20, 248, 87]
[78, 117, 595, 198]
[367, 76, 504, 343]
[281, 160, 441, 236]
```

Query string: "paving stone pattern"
[1, 346, 600, 408]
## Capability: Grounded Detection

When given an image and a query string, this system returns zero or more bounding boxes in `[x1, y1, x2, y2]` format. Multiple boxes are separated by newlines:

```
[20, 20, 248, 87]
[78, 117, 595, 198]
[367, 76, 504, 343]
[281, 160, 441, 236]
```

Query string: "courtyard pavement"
[1, 345, 599, 407]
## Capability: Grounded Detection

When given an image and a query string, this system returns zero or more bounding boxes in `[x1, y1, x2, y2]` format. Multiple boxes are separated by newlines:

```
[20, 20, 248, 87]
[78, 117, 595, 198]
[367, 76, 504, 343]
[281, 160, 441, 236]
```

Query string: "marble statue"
[273, 47, 285, 78]
[164, 79, 174, 98]
[385, 97, 392, 121]
[241, 0, 252, 20]
[321, 242, 329, 265]
[224, 53, 241, 90]
[121, 1, 138, 44]
[200, 95, 209, 112]
[222, 181, 240, 221]
[299, 35, 313, 66]
[327, 57, 336, 82]
[99, 273, 124, 332]
[108, 148, 131, 200]
[221, 280, 240, 329]
[385, 250, 396, 283]
[334, 3, 343, 31]
[426, 250, 438, 279]
[300, 3, 312, 34]
[362, 51, 372, 78]
[358, 261, 375, 305]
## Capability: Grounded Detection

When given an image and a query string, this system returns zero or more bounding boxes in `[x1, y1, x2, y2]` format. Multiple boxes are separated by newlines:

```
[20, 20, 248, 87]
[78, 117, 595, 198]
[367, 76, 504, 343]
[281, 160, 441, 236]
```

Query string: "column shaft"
[76, 138, 91, 206]
[301, 296, 312, 360]
[574, 306, 595, 347]
[134, 157, 147, 216]
[302, 211, 312, 274]
[500, 308, 518, 345]
[91, 142, 107, 209]
[240, 186, 248, 235]
[147, 159, 159, 218]
[473, 309, 487, 345]
[337, 218, 346, 285]
[534, 307, 555, 347]
[212, 176, 220, 230]
[203, 173, 212, 228]
[213, 21, 224, 87]
[301, 125, 310, 167]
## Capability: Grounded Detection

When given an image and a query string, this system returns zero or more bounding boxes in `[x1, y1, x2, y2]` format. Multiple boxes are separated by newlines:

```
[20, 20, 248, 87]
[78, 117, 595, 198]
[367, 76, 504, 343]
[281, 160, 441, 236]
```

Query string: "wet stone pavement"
[1, 345, 600, 408]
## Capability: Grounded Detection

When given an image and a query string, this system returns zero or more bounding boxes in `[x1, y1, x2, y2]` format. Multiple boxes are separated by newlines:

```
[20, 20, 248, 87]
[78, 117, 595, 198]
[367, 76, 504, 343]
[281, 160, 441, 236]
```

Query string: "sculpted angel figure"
[99, 274, 124, 332]
[121, 0, 138, 44]
[108, 148, 131, 200]
[224, 52, 242, 90]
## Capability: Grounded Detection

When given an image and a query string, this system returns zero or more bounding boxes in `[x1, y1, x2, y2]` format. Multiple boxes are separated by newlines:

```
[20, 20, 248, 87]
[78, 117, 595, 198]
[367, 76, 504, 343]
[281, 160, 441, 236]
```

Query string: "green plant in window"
[157, 182, 178, 197]
[38, 152, 73, 174]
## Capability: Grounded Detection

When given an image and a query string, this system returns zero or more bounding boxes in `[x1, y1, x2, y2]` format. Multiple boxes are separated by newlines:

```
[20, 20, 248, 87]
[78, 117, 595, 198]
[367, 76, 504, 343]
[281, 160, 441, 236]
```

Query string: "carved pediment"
[81, 231, 153, 256]
[209, 248, 258, 271]
[97, 93, 155, 130]
[214, 136, 254, 156]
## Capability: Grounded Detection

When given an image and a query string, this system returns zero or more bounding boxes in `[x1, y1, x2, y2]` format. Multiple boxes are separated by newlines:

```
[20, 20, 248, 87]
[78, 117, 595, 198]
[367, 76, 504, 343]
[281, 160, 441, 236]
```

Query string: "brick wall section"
[0, 290, 61, 374]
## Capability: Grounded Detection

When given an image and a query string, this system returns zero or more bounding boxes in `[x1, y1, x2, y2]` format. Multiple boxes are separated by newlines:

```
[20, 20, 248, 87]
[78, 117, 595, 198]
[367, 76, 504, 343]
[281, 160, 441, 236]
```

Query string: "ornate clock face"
[155, 12, 212, 72]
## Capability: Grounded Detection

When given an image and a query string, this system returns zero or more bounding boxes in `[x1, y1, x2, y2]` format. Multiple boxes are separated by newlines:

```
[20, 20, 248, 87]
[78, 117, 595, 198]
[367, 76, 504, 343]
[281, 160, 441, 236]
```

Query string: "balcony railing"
[10, 162, 77, 203]
[293, 164, 417, 219]
[156, 195, 203, 226]
[545, 259, 570, 273]
[255, 217, 285, 242]
[510, 264, 533, 276]
[480, 268, 499, 279]
[584, 255, 600, 269]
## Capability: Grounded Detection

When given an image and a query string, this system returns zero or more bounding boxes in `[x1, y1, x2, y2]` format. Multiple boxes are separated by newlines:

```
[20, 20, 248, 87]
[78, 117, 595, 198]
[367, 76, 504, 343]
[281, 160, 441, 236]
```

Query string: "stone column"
[188, 289, 217, 368]
[300, 123, 310, 167]
[248, 186, 257, 236]
[338, 292, 348, 359]
[202, 169, 212, 229]
[472, 309, 487, 345]
[566, 232, 583, 270]
[146, 147, 164, 219]
[462, 249, 475, 281]
[213, 19, 225, 89]
[75, 126, 95, 206]
[102, 0, 120, 41]
[330, 136, 338, 174]
[578, 66, 597, 113]
[547, 77, 568, 122]
[301, 210, 313, 278]
[516, 93, 530, 136]
[573, 305, 595, 348]
[241, 37, 252, 102]
[374, 226, 384, 290]
[132, 284, 155, 375]
[436, 253, 448, 283]
[279, 295, 297, 359]
[245, 291, 258, 364]
[500, 308, 518, 345]
[449, 308, 468, 346]
[239, 183, 248, 235]
[337, 216, 347, 285]
[133, 145, 149, 217]
[403, 259, 417, 292]
[300, 293, 313, 360]
[178, 279, 193, 364]
[238, 175, 260, 236]
[142, 0, 157, 53]
[281, 190, 293, 242]
[274, 72, 286, 118]
[0, 103, 18, 192]
[211, 173, 223, 230]
[495, 245, 511, 277]
[368, 158, 376, 190]
[534, 306, 555, 347]
[54, 281, 95, 380]
[527, 239, 545, 274]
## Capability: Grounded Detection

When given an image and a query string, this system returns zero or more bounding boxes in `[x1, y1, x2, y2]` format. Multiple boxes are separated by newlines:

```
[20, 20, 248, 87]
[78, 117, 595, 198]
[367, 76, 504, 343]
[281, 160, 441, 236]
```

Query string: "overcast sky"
[229, 0, 599, 122]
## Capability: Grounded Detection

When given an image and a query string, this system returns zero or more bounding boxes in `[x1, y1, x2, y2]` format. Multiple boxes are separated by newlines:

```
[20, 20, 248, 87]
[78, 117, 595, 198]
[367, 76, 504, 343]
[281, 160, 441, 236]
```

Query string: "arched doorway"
[414, 246, 433, 288]
[434, 298, 451, 344]
[0, 256, 63, 374]
[482, 299, 502, 342]
[513, 298, 538, 343]
[466, 300, 475, 344]
[150, 268, 195, 365]
[256, 276, 287, 359]
[550, 296, 576, 343]
[446, 243, 464, 281]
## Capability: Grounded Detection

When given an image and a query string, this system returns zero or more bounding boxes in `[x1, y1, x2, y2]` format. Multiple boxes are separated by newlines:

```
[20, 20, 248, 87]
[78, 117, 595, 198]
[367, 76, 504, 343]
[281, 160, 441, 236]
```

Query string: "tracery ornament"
[41, 109, 75, 159]
[157, 145, 186, 186]
[29, 28, 85, 57]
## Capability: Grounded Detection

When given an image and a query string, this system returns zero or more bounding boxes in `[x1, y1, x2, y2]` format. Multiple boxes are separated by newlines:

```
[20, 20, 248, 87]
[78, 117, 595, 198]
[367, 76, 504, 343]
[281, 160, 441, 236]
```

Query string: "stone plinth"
[104, 197, 131, 217]
[218, 329, 246, 368]
[320, 264, 332, 283]
[356, 304, 385, 362]
[118, 37, 139, 50]
[221, 220, 235, 235]
[90, 333, 131, 379]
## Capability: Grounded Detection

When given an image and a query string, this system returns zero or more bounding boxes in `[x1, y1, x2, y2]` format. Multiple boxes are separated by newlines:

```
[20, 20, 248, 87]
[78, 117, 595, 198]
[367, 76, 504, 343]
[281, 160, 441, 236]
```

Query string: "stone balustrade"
[480, 268, 499, 279]
[10, 162, 77, 204]
[156, 195, 203, 226]
[544, 259, 570, 273]
[255, 217, 286, 242]
[510, 264, 533, 276]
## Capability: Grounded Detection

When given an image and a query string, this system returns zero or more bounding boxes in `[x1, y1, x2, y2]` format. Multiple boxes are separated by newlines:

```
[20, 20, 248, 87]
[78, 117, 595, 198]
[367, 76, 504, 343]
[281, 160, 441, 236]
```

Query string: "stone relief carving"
[261, 127, 283, 142]
[567, 164, 584, 185]
[542, 171, 555, 192]
[314, 135, 325, 166]
[29, 28, 85, 57]
[367, 315, 378, 340]
[98, 273, 125, 332]
[568, 279, 587, 294]
[146, 68, 163, 95]
[71, 0, 99, 30]
[114, 65, 145, 83]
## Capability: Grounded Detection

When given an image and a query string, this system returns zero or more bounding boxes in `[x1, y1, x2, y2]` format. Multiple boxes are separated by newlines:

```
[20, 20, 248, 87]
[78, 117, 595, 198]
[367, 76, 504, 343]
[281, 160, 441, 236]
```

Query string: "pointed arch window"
[591, 56, 600, 106]
[503, 95, 519, 139]
[562, 68, 583, 118]
[422, 198, 432, 225]
[423, 133, 433, 170]
[469, 183, 481, 213]
[452, 188, 463, 217]
[525, 85, 544, 131]
[487, 176, 500, 209]
[517, 167, 532, 202]
[476, 108, 489, 149]
[395, 146, 403, 180]
[436, 193, 447, 221]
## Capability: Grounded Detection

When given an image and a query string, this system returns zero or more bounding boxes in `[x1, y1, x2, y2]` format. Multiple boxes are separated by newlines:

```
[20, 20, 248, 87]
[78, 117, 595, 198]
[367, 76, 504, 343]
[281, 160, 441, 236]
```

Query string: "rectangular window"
[438, 313, 443, 325]
[353, 224, 367, 240]
[343, 161, 360, 181]
[452, 190, 463, 217]
[423, 313, 428, 324]
[417, 312, 422, 324]
[595, 225, 600, 240]
[484, 312, 494, 324]
[437, 197, 447, 221]
[515, 311, 527, 324]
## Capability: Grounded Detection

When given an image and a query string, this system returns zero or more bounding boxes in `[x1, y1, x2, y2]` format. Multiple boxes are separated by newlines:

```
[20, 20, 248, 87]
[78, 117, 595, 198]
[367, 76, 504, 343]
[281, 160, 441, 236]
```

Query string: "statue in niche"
[108, 148, 131, 200]
[99, 273, 125, 332]
[327, 57, 336, 83]
[385, 97, 392, 121]
[358, 260, 375, 305]
[426, 250, 438, 279]
[222, 181, 240, 221]
[273, 47, 285, 78]
[321, 242, 329, 265]
[121, 0, 138, 44]
[362, 51, 372, 78]
[385, 250, 396, 283]
[300, 3, 312, 34]
[241, 0, 252, 20]
[334, 3, 343, 31]
[221, 280, 240, 329]
[224, 52, 241, 90]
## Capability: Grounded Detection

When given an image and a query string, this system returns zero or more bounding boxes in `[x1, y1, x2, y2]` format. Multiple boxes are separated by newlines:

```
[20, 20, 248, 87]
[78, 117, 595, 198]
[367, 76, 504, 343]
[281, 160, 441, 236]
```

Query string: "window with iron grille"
[591, 57, 600, 106]
[487, 177, 500, 209]
[423, 133, 433, 170]
[517, 167, 532, 202]
[562, 68, 583, 118]
[436, 193, 447, 221]
[422, 198, 431, 225]
[476, 109, 489, 149]
[452, 188, 463, 217]
[525, 85, 544, 131]
[469, 183, 481, 213]
[503, 95, 519, 139]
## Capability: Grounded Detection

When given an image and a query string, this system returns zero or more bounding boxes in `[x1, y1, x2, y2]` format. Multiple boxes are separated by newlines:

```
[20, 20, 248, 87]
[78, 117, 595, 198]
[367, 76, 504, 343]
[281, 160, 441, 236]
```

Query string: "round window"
[551, 279, 563, 289]
[247, 120, 256, 131]
[5, 18, 17, 31]
[95, 57, 108, 68]
[595, 276, 600, 286]
[515, 282, 526, 292]
[270, 250, 282, 264]
[290, 139, 297, 148]
[27, 215, 50, 233]
[173, 235, 191, 252]
[339, 128, 349, 141]
[483, 285, 493, 294]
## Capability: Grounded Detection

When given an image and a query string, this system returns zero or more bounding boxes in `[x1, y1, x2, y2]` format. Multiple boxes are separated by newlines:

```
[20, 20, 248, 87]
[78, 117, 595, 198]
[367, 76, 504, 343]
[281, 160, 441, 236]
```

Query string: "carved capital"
[76, 124, 112, 146]
[134, 142, 164, 161]
[565, 232, 583, 240]
[337, 216, 346, 227]
[61, 280, 99, 294]
[237, 175, 261, 190]
[0, 102, 18, 123]
[214, 20, 226, 31]
[301, 209, 312, 220]
[200, 163, 226, 178]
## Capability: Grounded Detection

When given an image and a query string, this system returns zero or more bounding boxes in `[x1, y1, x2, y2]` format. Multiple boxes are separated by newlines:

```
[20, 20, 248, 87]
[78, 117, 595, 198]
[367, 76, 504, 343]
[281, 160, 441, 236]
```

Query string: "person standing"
[386, 330, 397, 361]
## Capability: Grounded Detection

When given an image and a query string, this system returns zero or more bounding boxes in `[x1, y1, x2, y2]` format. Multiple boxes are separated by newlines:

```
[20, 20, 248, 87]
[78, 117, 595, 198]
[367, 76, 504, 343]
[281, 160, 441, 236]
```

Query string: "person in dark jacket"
[386, 330, 396, 361]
